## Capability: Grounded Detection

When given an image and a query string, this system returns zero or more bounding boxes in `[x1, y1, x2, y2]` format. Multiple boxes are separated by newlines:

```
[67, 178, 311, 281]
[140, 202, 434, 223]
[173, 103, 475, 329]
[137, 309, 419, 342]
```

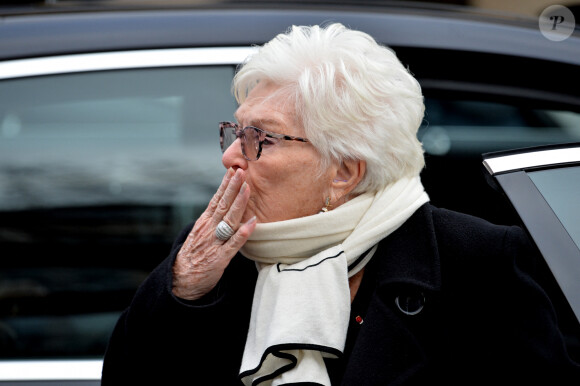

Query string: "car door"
[0, 47, 254, 384]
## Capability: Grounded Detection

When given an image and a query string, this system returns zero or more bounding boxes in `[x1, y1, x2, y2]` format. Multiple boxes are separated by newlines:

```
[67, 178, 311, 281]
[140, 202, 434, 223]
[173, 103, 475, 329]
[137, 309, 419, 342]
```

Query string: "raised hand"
[172, 168, 256, 300]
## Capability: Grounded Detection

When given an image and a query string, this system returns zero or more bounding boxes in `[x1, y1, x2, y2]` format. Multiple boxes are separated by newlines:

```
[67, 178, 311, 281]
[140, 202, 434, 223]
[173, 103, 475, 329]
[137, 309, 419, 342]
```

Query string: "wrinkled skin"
[172, 81, 365, 300]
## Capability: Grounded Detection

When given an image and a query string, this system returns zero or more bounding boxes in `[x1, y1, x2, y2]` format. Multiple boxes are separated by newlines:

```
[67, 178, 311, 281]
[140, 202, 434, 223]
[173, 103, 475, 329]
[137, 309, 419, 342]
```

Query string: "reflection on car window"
[528, 166, 580, 250]
[2, 66, 580, 361]
[0, 66, 237, 359]
[419, 99, 580, 156]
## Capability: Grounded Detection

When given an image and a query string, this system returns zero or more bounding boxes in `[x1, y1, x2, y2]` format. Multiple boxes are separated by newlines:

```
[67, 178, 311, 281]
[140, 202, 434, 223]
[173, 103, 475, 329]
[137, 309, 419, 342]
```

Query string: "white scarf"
[238, 176, 429, 385]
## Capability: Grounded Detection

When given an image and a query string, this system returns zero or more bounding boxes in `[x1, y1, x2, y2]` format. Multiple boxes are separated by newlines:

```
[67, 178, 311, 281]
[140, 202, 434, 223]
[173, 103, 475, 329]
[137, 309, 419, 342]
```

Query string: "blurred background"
[1, 1, 579, 383]
[0, 0, 579, 19]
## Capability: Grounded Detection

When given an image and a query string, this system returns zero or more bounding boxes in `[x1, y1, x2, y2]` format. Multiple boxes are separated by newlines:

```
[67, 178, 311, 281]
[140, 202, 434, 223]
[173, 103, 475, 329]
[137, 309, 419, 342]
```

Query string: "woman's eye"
[262, 137, 278, 146]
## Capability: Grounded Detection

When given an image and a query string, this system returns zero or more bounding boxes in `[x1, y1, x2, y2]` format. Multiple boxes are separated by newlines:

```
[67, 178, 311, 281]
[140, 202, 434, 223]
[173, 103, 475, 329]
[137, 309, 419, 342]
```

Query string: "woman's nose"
[222, 138, 248, 170]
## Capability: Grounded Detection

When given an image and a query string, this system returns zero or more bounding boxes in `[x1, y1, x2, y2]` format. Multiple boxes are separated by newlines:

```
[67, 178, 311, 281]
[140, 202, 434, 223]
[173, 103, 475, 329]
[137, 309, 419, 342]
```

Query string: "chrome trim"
[483, 147, 580, 175]
[0, 359, 102, 381]
[0, 47, 257, 80]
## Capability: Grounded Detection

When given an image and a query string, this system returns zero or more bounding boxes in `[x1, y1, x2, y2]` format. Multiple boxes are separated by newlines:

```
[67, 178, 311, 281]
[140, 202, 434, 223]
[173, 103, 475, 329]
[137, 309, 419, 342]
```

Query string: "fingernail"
[240, 181, 248, 193]
[246, 216, 257, 225]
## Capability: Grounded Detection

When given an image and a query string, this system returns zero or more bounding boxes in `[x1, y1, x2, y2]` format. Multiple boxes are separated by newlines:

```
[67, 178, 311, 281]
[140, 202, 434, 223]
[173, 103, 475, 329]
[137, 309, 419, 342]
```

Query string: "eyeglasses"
[219, 121, 309, 161]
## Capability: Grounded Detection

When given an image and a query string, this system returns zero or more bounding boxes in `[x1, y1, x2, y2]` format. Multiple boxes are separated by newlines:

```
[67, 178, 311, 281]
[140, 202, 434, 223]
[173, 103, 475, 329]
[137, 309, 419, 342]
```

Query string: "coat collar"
[374, 203, 442, 291]
[341, 204, 442, 385]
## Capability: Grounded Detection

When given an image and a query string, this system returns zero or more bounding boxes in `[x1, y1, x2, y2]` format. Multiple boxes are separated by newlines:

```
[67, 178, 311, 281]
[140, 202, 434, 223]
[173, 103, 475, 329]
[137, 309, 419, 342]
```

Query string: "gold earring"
[321, 197, 332, 213]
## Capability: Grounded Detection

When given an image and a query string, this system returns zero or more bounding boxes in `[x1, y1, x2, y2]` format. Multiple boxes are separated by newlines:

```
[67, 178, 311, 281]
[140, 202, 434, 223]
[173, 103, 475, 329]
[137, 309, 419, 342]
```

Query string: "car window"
[417, 97, 580, 226]
[528, 166, 580, 250]
[2, 63, 580, 362]
[0, 66, 237, 359]
[419, 99, 580, 156]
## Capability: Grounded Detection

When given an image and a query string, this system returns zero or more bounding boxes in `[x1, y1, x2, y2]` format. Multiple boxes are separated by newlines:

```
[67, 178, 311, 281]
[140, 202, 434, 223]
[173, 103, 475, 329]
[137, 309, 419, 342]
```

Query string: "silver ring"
[215, 220, 234, 241]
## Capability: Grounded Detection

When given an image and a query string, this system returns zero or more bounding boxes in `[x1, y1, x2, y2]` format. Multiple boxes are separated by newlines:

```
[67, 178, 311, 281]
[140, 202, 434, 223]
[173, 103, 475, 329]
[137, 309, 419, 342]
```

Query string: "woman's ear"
[330, 159, 366, 203]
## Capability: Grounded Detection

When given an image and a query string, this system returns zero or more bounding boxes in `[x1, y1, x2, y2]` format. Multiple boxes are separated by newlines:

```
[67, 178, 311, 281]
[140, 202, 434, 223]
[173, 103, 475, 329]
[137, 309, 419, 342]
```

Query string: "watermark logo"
[539, 5, 575, 41]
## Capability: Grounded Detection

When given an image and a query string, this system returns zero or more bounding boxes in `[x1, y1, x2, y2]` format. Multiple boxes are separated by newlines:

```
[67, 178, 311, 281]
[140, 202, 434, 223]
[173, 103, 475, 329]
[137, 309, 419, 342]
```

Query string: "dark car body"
[483, 142, 580, 362]
[0, 1, 579, 383]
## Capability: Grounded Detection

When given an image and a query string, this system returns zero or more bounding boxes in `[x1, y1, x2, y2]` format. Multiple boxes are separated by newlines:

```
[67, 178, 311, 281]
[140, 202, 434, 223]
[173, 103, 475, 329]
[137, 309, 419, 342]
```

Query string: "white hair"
[233, 23, 425, 194]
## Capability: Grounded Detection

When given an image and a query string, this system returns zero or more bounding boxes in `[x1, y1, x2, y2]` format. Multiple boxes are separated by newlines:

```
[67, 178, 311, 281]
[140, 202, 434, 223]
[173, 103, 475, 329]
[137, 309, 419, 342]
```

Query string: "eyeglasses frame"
[219, 121, 309, 161]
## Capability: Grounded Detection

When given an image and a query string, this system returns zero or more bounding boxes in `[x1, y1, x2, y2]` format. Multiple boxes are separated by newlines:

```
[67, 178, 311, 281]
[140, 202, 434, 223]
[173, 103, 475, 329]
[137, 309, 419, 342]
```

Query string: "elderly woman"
[102, 24, 579, 385]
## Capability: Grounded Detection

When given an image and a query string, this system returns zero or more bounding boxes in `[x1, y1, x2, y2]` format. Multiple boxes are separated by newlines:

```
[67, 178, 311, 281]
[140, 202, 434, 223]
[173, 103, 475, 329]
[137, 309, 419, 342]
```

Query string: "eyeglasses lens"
[219, 123, 263, 161]
[220, 123, 236, 153]
[243, 127, 261, 161]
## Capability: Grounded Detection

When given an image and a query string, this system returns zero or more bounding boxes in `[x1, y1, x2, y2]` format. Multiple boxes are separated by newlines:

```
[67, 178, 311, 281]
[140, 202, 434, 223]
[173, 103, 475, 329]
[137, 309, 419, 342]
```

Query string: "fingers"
[172, 170, 255, 301]
[222, 181, 249, 229]
[223, 215, 257, 253]
[207, 167, 235, 214]
[212, 168, 246, 224]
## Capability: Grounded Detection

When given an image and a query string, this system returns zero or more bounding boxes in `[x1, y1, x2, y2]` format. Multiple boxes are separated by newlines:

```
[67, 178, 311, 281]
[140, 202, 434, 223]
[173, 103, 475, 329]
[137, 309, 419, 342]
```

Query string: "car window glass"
[2, 66, 580, 361]
[417, 98, 580, 226]
[419, 99, 580, 156]
[528, 166, 580, 250]
[0, 66, 237, 359]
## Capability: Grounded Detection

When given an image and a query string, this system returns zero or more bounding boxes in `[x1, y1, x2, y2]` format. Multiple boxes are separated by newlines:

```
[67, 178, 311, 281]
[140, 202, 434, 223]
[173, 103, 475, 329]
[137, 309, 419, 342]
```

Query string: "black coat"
[101, 204, 580, 385]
